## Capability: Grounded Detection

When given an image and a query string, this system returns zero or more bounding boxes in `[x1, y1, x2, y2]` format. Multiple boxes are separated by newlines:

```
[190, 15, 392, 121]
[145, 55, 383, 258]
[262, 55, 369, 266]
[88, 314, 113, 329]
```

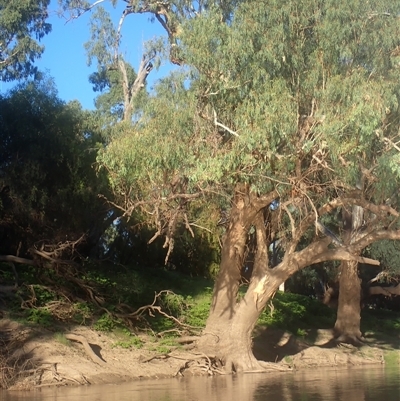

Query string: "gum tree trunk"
[334, 202, 364, 344]
[196, 190, 385, 370]
[197, 188, 283, 372]
[334, 259, 362, 344]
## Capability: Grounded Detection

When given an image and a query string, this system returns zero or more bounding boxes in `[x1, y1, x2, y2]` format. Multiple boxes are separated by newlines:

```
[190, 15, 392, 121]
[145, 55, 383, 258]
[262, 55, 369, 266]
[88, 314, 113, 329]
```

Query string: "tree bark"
[119, 56, 153, 122]
[196, 191, 400, 370]
[334, 259, 362, 344]
[334, 201, 364, 344]
[197, 191, 283, 372]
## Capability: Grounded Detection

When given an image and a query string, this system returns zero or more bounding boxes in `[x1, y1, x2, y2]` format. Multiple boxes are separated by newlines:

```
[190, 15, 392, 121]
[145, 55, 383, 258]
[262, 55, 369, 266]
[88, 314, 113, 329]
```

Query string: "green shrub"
[73, 302, 92, 324]
[27, 308, 53, 327]
[160, 292, 187, 316]
[93, 313, 117, 331]
[183, 293, 211, 328]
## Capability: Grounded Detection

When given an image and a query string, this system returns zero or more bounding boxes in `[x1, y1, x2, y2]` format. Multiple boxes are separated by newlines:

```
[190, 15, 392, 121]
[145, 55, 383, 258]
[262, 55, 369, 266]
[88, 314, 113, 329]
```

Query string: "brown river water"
[1, 366, 399, 401]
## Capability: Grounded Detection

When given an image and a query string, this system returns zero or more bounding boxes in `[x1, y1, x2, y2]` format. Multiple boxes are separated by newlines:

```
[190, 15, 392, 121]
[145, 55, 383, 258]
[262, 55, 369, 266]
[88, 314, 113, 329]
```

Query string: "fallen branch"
[369, 283, 400, 296]
[0, 255, 36, 266]
[113, 290, 202, 333]
[141, 351, 221, 375]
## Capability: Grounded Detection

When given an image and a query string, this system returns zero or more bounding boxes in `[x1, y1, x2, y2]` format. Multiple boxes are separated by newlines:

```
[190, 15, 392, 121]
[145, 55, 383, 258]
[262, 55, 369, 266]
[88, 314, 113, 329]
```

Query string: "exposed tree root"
[26, 363, 90, 388]
[335, 334, 365, 347]
[141, 349, 291, 377]
[141, 351, 226, 376]
[65, 334, 106, 366]
[257, 360, 292, 372]
[174, 336, 200, 344]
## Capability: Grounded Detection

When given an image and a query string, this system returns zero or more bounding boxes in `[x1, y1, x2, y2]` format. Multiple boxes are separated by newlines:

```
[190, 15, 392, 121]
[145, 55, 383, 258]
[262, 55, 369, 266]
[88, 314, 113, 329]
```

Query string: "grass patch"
[54, 332, 70, 346]
[361, 308, 400, 335]
[110, 327, 144, 349]
[72, 302, 92, 325]
[147, 287, 212, 332]
[383, 350, 400, 366]
[112, 336, 144, 349]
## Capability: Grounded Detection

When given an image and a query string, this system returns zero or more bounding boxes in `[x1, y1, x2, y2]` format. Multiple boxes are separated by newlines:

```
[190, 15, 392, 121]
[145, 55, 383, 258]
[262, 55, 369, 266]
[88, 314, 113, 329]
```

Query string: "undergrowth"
[257, 292, 336, 333]
[2, 262, 400, 344]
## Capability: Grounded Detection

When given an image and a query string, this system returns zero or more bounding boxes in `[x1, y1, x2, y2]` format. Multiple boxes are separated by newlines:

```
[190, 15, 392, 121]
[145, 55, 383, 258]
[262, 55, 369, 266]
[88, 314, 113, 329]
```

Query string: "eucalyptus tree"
[84, 6, 155, 122]
[60, 0, 239, 64]
[98, 0, 400, 372]
[0, 0, 51, 81]
[60, 0, 241, 121]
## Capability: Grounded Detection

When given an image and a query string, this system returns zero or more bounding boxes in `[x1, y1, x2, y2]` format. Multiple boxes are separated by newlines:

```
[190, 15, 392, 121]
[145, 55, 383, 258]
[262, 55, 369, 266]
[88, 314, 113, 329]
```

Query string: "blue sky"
[0, 0, 172, 110]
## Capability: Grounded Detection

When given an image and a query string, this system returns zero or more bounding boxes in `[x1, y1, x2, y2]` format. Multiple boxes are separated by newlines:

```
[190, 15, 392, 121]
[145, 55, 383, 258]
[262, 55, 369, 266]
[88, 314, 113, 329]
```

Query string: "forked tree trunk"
[198, 274, 281, 373]
[196, 188, 383, 369]
[197, 191, 284, 372]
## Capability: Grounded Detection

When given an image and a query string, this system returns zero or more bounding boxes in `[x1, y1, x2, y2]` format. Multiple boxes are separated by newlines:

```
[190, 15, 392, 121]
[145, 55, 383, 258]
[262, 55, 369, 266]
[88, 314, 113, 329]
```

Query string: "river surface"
[1, 366, 399, 401]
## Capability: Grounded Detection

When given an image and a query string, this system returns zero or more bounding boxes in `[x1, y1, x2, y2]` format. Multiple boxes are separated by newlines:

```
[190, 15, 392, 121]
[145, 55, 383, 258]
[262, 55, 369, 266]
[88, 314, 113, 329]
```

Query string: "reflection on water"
[1, 366, 399, 401]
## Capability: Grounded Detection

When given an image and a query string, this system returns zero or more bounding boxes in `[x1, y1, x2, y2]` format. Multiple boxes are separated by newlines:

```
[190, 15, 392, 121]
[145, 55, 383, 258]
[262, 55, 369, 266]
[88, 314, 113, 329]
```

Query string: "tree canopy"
[98, 0, 400, 247]
[0, 0, 51, 81]
[0, 78, 108, 256]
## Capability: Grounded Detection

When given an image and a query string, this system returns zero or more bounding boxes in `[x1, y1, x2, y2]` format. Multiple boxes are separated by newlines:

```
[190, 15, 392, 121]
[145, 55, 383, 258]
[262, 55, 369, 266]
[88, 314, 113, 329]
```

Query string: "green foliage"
[32, 286, 55, 306]
[84, 6, 150, 124]
[0, 78, 109, 256]
[93, 314, 118, 332]
[160, 292, 187, 316]
[85, 7, 118, 69]
[0, 0, 51, 81]
[368, 240, 400, 276]
[361, 308, 400, 334]
[182, 293, 212, 328]
[72, 302, 92, 324]
[286, 265, 338, 297]
[148, 288, 212, 332]
[95, 0, 400, 270]
[112, 334, 144, 349]
[258, 292, 335, 333]
[148, 289, 212, 331]
[27, 308, 53, 327]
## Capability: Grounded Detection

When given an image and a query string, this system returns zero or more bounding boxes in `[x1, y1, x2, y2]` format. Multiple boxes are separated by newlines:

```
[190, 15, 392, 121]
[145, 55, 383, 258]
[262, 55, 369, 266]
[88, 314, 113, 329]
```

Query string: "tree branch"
[0, 255, 37, 266]
[213, 109, 239, 137]
[280, 226, 400, 278]
[62, 0, 107, 22]
[294, 196, 399, 249]
[130, 55, 154, 104]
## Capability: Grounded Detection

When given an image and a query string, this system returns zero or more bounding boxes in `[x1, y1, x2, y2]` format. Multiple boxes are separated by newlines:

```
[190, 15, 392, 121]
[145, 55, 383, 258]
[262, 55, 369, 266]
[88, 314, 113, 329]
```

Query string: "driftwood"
[65, 334, 106, 366]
